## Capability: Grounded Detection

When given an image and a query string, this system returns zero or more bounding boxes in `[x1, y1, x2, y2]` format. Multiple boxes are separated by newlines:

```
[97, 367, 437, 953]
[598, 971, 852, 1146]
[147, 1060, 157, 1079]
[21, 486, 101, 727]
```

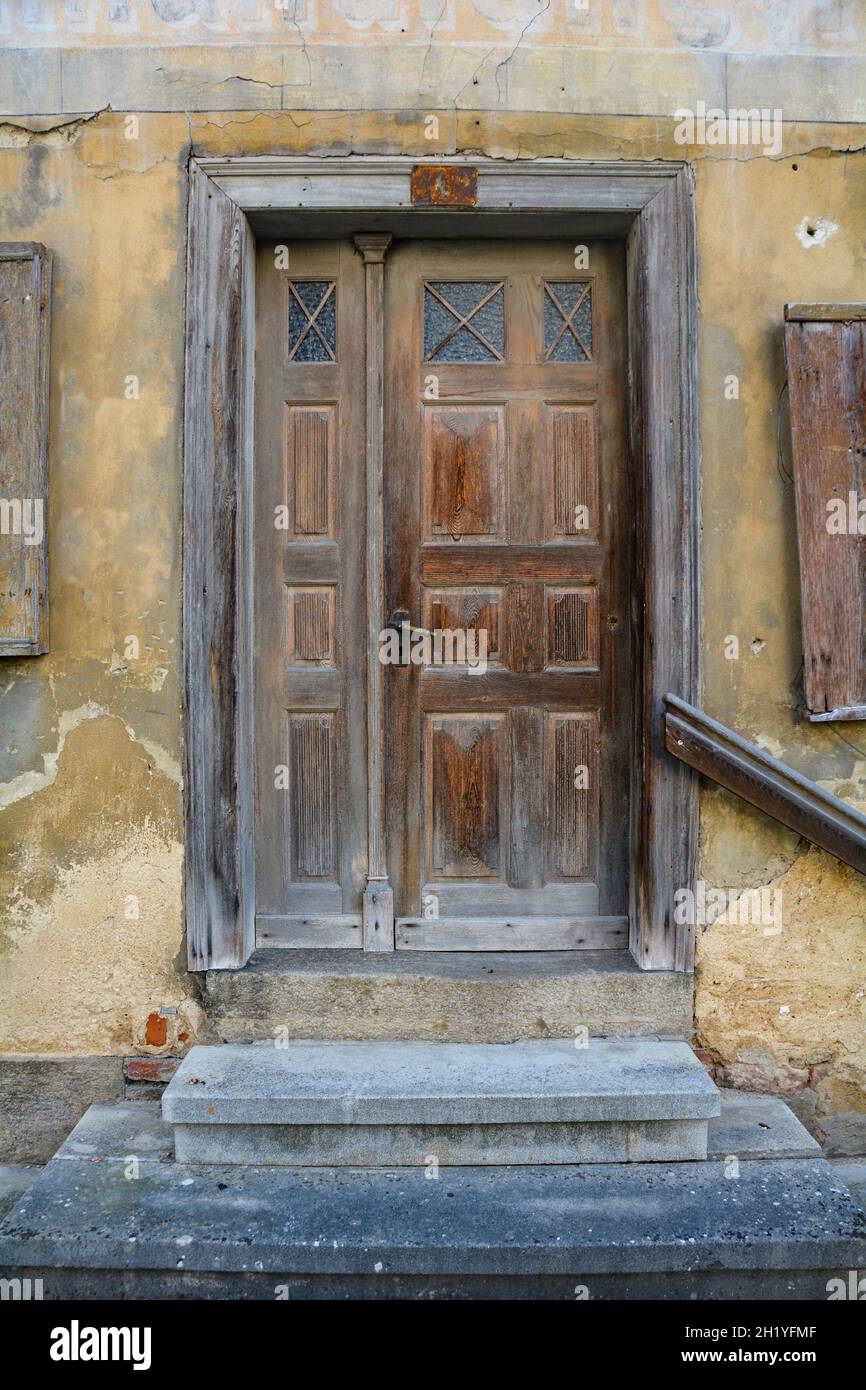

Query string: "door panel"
[384, 240, 632, 949]
[254, 241, 367, 946]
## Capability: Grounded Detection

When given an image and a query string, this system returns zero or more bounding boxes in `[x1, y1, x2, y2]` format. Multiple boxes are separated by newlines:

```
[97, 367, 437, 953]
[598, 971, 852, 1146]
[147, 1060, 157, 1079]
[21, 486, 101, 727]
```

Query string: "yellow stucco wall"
[1, 3, 864, 1149]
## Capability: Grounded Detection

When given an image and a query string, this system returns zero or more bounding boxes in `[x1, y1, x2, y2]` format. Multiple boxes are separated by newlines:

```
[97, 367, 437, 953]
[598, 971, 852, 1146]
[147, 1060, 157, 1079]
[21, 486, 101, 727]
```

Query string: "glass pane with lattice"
[543, 281, 592, 362]
[424, 281, 505, 362]
[288, 281, 337, 362]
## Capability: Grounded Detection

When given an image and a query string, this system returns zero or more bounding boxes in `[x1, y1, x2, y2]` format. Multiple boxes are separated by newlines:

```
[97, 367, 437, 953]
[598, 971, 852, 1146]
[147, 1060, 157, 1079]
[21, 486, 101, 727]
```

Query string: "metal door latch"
[385, 609, 412, 665]
[384, 610, 435, 666]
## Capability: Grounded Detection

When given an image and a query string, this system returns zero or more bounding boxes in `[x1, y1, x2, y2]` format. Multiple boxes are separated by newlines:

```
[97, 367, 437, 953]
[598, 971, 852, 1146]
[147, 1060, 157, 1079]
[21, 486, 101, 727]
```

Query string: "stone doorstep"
[164, 1039, 719, 1126]
[164, 1038, 718, 1166]
[204, 948, 694, 1043]
[1, 1102, 864, 1300]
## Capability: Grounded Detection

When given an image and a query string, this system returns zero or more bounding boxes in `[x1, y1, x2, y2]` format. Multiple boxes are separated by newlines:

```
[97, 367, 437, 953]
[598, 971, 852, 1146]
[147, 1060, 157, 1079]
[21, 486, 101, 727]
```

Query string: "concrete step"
[163, 1039, 719, 1165]
[1, 1101, 863, 1300]
[203, 948, 693, 1043]
[707, 1092, 820, 1160]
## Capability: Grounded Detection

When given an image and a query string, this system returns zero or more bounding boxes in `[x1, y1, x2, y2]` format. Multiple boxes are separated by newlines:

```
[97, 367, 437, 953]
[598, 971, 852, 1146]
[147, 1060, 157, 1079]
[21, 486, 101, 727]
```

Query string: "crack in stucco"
[492, 0, 552, 104]
[283, 0, 312, 90]
[452, 49, 499, 108]
[189, 110, 314, 145]
[215, 74, 286, 92]
[0, 106, 111, 148]
[420, 0, 449, 92]
[685, 141, 866, 163]
[89, 158, 177, 181]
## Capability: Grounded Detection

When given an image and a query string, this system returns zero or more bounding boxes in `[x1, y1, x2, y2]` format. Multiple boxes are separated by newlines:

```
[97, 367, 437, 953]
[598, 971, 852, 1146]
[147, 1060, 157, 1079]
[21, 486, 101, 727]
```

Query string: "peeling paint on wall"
[0, 714, 191, 1055]
[0, 702, 180, 811]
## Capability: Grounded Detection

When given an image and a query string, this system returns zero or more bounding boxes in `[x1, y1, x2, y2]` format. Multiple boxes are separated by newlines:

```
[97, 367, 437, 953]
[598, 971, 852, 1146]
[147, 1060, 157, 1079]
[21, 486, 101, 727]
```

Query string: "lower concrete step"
[1, 1101, 863, 1300]
[163, 1039, 719, 1165]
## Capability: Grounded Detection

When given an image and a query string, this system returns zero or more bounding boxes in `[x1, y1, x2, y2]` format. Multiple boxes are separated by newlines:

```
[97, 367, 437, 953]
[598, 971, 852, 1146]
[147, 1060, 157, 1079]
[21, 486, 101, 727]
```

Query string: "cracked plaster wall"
[0, 4, 864, 1145]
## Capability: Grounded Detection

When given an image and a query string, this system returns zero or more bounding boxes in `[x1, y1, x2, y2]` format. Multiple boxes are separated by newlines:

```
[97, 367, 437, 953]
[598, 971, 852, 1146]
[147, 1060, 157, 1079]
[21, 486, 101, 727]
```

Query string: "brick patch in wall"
[123, 1054, 180, 1102]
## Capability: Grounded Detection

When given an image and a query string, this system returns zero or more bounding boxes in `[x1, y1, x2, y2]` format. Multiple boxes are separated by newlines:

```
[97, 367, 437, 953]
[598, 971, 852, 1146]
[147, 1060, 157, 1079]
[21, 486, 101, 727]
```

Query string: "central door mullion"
[355, 232, 395, 951]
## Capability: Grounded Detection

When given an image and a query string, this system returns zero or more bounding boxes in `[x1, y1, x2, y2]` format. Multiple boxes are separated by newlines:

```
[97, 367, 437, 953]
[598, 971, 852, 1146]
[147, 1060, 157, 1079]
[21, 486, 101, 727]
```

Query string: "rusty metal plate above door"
[411, 166, 478, 207]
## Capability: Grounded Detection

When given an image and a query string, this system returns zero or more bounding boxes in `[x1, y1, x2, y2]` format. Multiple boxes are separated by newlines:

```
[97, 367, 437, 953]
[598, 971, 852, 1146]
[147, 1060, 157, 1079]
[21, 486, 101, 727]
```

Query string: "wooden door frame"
[183, 155, 700, 973]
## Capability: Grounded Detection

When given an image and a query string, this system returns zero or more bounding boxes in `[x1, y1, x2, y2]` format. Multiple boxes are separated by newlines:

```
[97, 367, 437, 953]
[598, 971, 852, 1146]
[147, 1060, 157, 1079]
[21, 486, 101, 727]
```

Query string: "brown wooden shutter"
[784, 303, 866, 721]
[0, 242, 51, 656]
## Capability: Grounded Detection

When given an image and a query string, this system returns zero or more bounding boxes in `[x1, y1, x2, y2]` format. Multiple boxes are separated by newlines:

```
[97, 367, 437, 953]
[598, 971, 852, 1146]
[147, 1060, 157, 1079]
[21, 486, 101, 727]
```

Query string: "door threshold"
[241, 948, 648, 977]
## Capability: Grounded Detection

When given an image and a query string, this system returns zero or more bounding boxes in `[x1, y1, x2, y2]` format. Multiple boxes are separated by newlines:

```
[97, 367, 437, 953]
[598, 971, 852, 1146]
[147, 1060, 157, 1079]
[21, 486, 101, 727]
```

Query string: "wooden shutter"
[784, 303, 866, 721]
[0, 243, 51, 656]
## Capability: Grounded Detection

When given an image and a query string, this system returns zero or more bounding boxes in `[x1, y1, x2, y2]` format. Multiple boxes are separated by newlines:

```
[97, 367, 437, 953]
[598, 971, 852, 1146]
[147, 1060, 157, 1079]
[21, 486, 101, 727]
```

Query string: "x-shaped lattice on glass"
[423, 281, 505, 362]
[543, 281, 593, 362]
[287, 281, 337, 362]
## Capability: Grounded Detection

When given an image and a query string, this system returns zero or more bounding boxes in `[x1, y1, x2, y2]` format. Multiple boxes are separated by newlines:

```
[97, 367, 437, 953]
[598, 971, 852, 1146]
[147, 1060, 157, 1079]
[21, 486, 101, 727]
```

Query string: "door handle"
[384, 609, 411, 666]
[384, 610, 434, 666]
[386, 610, 435, 637]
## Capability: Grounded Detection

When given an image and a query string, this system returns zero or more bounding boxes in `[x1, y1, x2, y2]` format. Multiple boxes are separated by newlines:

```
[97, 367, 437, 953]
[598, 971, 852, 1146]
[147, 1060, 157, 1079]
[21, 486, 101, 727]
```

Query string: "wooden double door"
[254, 236, 633, 951]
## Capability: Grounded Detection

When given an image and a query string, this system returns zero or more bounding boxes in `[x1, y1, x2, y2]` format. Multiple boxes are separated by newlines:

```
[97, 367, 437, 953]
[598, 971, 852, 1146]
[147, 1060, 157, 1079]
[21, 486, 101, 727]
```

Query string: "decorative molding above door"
[182, 156, 700, 973]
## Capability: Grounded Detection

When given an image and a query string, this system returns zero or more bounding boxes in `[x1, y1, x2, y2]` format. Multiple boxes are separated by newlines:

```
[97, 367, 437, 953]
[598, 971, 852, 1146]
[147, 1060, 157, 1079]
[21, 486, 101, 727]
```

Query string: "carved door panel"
[384, 240, 633, 950]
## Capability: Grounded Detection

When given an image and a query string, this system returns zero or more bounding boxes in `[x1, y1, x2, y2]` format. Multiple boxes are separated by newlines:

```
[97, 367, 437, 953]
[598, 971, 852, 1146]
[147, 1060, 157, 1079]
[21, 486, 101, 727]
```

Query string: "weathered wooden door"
[384, 240, 632, 950]
[254, 236, 631, 951]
